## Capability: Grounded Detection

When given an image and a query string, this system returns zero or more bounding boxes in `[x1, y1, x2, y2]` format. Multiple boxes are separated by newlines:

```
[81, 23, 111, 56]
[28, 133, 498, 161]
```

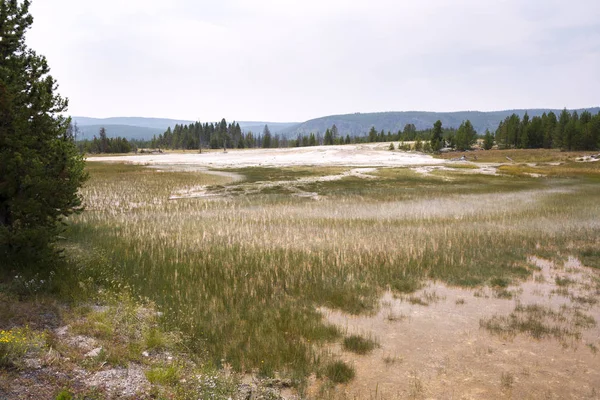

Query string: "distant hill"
[72, 117, 299, 140]
[75, 124, 166, 141]
[73, 117, 195, 130]
[73, 117, 195, 141]
[237, 121, 299, 134]
[282, 108, 600, 137]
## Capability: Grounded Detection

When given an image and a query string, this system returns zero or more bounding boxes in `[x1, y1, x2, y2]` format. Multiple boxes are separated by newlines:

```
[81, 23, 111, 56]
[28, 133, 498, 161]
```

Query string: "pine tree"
[368, 127, 377, 142]
[414, 137, 423, 151]
[245, 132, 255, 148]
[555, 109, 570, 150]
[324, 128, 333, 145]
[0, 0, 87, 269]
[454, 120, 477, 151]
[262, 125, 272, 148]
[483, 129, 494, 150]
[99, 127, 109, 153]
[527, 116, 544, 149]
[542, 112, 557, 148]
[519, 112, 530, 149]
[431, 120, 443, 152]
[403, 124, 417, 141]
[331, 124, 339, 142]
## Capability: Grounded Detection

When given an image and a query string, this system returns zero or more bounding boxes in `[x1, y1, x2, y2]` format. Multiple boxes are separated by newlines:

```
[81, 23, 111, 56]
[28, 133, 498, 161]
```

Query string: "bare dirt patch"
[315, 257, 600, 399]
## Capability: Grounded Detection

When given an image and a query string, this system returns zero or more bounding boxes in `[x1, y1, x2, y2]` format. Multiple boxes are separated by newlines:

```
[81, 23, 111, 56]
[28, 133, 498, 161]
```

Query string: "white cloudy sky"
[27, 0, 600, 122]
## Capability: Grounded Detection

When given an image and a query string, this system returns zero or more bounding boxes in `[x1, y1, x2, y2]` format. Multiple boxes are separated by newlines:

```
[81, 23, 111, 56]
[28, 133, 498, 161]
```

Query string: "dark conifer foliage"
[88, 127, 132, 153]
[431, 120, 443, 152]
[0, 0, 87, 269]
[153, 120, 254, 150]
[495, 109, 600, 150]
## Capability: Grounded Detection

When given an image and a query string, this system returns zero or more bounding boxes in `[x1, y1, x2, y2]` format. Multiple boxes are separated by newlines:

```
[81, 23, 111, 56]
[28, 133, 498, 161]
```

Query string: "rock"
[90, 304, 109, 313]
[142, 351, 149, 357]
[263, 378, 293, 388]
[23, 358, 42, 369]
[84, 363, 150, 397]
[84, 347, 103, 358]
[66, 335, 99, 352]
[54, 326, 69, 336]
[234, 382, 287, 400]
[255, 387, 284, 400]
[235, 383, 253, 400]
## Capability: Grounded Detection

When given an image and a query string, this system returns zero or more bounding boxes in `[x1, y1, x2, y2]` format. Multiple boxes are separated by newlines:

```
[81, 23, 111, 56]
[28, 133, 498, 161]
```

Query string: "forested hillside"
[284, 108, 600, 138]
[75, 124, 164, 141]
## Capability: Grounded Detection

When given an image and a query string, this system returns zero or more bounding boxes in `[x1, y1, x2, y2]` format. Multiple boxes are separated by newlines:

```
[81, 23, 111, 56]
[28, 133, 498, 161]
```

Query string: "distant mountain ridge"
[73, 108, 600, 140]
[73, 117, 195, 130]
[72, 117, 299, 140]
[282, 108, 600, 138]
[73, 117, 195, 141]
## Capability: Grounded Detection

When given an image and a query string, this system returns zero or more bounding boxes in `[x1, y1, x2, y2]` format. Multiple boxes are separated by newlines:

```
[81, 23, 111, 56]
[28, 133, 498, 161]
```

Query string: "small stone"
[85, 347, 103, 358]
[142, 351, 149, 357]
[55, 326, 69, 336]
[24, 358, 42, 369]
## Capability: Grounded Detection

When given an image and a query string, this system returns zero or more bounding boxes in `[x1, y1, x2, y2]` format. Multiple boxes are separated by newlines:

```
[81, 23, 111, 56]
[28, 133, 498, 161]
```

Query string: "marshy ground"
[2, 145, 599, 399]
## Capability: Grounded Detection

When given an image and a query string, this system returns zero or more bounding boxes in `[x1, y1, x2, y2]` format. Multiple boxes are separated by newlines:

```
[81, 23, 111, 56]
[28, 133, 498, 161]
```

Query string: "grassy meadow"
[65, 156, 600, 386]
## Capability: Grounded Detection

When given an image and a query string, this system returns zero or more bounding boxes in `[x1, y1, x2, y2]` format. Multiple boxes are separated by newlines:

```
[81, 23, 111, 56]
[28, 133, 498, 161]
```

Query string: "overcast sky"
[27, 0, 600, 122]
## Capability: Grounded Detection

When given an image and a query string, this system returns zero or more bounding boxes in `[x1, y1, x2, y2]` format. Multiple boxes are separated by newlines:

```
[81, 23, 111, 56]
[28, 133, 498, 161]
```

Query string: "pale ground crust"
[87, 143, 446, 168]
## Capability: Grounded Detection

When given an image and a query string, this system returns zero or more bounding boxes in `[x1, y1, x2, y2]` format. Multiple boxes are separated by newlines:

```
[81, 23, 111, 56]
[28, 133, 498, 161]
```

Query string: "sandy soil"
[87, 144, 446, 168]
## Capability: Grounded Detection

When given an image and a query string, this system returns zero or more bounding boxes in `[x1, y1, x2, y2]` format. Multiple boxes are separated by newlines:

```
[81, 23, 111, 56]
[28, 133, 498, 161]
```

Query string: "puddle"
[315, 257, 600, 399]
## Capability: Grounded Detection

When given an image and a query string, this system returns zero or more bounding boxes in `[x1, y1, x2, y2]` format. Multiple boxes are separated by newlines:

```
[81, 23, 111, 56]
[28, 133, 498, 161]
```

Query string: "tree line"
[495, 109, 600, 151]
[150, 120, 289, 150]
[149, 118, 468, 151]
[79, 127, 133, 154]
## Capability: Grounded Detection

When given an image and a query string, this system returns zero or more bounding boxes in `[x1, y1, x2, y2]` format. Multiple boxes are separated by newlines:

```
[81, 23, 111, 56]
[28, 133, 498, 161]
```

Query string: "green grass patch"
[145, 364, 181, 386]
[555, 277, 575, 287]
[481, 303, 596, 344]
[342, 335, 378, 355]
[579, 248, 600, 268]
[447, 163, 480, 169]
[323, 361, 355, 383]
